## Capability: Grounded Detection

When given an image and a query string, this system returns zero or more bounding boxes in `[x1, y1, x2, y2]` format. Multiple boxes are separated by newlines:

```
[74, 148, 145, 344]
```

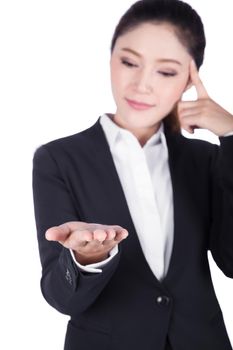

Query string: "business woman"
[32, 0, 233, 349]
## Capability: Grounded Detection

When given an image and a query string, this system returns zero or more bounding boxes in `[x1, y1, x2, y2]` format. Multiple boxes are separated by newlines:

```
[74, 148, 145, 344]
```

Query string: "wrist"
[73, 251, 109, 265]
[218, 118, 233, 137]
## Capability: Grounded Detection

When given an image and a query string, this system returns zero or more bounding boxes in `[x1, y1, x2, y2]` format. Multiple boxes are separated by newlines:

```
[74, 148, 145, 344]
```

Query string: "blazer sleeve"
[32, 145, 121, 317]
[209, 135, 233, 278]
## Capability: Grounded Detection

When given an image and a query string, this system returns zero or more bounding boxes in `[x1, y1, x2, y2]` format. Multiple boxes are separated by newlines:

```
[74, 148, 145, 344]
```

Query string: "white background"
[0, 1, 233, 349]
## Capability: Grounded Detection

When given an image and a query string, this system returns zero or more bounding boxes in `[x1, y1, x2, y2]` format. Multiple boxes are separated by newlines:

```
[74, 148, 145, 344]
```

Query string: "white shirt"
[71, 113, 174, 281]
[71, 115, 233, 275]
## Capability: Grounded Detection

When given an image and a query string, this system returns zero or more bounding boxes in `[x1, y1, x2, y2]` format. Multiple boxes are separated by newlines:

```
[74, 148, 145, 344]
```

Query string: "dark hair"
[110, 0, 206, 132]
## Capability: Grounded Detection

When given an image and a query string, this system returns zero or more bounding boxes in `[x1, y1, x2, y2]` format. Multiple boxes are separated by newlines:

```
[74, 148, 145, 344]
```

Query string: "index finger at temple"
[190, 60, 209, 99]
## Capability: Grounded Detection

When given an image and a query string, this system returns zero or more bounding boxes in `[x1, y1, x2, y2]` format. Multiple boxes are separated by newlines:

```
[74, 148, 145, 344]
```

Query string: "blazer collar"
[99, 113, 166, 151]
[84, 116, 186, 290]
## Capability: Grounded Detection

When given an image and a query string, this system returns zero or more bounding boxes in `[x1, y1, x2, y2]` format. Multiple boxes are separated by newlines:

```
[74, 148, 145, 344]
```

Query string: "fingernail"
[45, 232, 52, 241]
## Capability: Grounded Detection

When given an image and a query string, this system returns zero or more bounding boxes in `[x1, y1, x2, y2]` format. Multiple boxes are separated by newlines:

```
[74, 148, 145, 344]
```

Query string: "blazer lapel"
[162, 127, 187, 285]
[84, 117, 188, 288]
[85, 117, 166, 284]
[163, 127, 203, 286]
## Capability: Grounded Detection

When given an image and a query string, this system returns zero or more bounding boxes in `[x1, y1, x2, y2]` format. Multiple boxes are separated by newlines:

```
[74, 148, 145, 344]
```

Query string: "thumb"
[45, 223, 71, 242]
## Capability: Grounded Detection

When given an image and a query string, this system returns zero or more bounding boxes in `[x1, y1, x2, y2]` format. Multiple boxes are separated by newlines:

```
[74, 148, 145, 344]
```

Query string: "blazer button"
[156, 295, 170, 306]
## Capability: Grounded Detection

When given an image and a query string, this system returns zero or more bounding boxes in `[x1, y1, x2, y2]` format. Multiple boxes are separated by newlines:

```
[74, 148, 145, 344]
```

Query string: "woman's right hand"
[45, 221, 129, 265]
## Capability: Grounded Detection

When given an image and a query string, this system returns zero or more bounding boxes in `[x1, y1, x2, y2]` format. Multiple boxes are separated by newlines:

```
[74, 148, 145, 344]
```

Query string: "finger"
[45, 224, 71, 242]
[189, 60, 204, 97]
[110, 225, 128, 235]
[93, 229, 107, 242]
[101, 229, 128, 247]
[180, 114, 201, 133]
[80, 239, 108, 255]
[99, 225, 128, 240]
[183, 125, 195, 134]
[63, 229, 93, 249]
[105, 228, 117, 240]
[190, 60, 209, 99]
[101, 228, 117, 247]
[45, 221, 85, 241]
[178, 107, 202, 119]
[114, 229, 129, 242]
[178, 100, 204, 111]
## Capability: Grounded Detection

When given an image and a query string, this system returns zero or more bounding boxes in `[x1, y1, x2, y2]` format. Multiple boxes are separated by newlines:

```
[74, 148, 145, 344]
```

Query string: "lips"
[126, 98, 154, 107]
[125, 98, 155, 110]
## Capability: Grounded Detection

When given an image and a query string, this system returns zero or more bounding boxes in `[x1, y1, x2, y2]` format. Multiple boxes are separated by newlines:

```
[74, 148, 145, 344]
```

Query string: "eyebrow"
[120, 47, 182, 66]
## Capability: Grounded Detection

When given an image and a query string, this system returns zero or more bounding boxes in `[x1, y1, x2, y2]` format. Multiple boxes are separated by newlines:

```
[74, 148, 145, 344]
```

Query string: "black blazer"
[32, 116, 233, 350]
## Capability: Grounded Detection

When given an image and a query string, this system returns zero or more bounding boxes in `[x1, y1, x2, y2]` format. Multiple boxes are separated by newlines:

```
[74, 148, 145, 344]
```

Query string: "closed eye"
[120, 58, 177, 77]
[121, 59, 138, 68]
[158, 71, 177, 77]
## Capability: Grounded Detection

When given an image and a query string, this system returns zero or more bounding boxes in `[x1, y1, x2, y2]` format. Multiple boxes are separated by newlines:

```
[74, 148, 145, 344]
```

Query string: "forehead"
[114, 22, 190, 62]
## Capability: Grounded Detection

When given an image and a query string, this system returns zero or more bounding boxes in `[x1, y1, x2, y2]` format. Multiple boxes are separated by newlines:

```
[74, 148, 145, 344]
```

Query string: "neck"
[108, 113, 161, 147]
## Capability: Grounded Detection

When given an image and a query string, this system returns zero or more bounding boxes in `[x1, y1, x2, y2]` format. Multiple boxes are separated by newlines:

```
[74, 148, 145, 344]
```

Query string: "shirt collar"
[100, 113, 167, 151]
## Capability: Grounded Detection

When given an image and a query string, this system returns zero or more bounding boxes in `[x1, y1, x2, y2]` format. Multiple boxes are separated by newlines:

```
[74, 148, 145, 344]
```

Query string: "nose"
[132, 68, 153, 93]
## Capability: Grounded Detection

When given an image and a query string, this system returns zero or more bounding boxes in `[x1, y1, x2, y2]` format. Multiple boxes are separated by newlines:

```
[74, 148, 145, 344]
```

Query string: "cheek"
[110, 59, 124, 81]
[110, 66, 124, 94]
[162, 78, 188, 103]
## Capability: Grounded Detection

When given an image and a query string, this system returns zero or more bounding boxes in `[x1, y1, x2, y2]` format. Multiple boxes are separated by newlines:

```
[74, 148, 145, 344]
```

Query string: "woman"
[32, 0, 233, 349]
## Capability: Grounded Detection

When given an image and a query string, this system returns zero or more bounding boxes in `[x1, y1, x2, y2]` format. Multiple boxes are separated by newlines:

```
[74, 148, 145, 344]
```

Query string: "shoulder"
[183, 136, 220, 169]
[182, 135, 218, 154]
[167, 130, 219, 154]
[33, 117, 102, 161]
[166, 131, 220, 171]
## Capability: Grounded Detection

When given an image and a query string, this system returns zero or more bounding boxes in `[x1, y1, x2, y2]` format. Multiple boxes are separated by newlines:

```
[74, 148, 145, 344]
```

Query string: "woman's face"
[110, 22, 192, 134]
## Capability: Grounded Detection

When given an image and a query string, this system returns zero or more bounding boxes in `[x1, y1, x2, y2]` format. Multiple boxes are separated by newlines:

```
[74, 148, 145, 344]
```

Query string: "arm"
[209, 135, 233, 278]
[70, 245, 119, 273]
[32, 145, 122, 316]
[178, 60, 233, 278]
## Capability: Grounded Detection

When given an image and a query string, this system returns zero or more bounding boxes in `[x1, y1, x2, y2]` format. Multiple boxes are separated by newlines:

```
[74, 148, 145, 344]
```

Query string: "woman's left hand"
[177, 60, 233, 136]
